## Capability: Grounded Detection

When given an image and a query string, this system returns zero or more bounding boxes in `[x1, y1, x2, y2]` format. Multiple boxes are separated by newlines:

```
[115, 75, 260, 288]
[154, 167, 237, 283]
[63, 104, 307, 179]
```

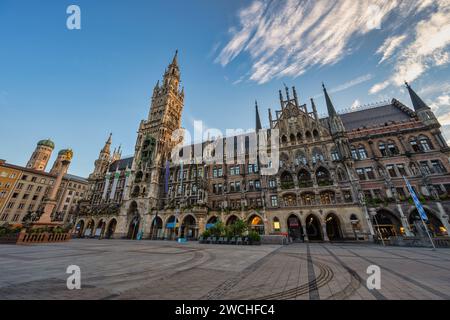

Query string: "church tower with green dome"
[26, 139, 55, 171]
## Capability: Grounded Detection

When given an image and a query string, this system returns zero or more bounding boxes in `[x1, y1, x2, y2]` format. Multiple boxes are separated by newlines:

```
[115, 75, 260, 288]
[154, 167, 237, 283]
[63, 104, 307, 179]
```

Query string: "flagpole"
[373, 215, 385, 246]
[419, 211, 436, 251]
[403, 176, 436, 250]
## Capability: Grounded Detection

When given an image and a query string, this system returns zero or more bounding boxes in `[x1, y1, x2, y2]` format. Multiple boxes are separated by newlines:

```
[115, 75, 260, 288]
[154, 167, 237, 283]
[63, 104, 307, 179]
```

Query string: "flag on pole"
[109, 169, 120, 200]
[122, 167, 131, 200]
[403, 176, 428, 222]
[102, 173, 111, 200]
[179, 160, 184, 196]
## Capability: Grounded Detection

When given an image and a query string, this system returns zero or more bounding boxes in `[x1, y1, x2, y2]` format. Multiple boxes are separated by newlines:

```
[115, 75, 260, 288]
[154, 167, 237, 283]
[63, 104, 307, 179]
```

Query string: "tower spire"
[311, 98, 318, 120]
[172, 49, 178, 66]
[102, 133, 112, 154]
[323, 83, 337, 117]
[255, 100, 262, 131]
[292, 86, 299, 106]
[405, 81, 430, 111]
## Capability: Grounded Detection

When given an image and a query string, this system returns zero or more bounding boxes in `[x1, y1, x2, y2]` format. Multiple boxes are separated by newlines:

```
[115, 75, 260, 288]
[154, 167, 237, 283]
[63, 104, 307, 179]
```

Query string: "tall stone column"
[322, 223, 329, 242]
[38, 154, 72, 225]
[302, 225, 309, 242]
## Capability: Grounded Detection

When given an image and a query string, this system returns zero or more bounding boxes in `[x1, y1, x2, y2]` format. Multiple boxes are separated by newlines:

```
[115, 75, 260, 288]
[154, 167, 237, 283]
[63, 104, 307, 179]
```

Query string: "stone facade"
[74, 53, 450, 242]
[0, 142, 88, 225]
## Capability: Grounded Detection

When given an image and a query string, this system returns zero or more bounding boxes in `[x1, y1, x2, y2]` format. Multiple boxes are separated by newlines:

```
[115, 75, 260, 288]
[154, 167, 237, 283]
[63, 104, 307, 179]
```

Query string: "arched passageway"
[105, 219, 117, 239]
[181, 215, 198, 240]
[325, 213, 342, 241]
[287, 214, 303, 242]
[74, 220, 84, 238]
[373, 209, 402, 240]
[127, 215, 140, 240]
[248, 215, 265, 235]
[149, 216, 163, 240]
[84, 219, 95, 237]
[166, 215, 179, 240]
[409, 209, 447, 237]
[305, 214, 323, 241]
[95, 220, 106, 238]
[226, 215, 239, 226]
[206, 216, 219, 229]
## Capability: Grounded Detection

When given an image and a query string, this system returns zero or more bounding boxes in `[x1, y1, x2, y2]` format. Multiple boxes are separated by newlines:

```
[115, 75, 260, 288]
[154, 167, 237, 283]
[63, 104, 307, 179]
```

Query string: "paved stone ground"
[0, 239, 449, 300]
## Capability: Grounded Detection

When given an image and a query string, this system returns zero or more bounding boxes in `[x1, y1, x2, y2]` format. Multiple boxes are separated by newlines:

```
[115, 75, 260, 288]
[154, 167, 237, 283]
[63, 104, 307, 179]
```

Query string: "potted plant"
[248, 231, 261, 245]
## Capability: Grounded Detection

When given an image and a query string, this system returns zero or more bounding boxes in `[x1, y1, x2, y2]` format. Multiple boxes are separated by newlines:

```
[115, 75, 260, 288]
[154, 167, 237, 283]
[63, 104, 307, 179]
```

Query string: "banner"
[403, 176, 428, 222]
[102, 173, 111, 200]
[122, 168, 131, 200]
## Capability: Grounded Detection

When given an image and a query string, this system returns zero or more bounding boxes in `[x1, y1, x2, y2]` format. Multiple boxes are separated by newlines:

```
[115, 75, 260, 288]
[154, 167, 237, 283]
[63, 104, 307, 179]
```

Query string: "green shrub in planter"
[230, 219, 247, 237]
[248, 231, 261, 243]
[201, 229, 211, 238]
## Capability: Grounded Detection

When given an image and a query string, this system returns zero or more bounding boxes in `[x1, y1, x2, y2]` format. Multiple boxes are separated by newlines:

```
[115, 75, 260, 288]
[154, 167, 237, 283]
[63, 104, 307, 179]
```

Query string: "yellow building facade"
[0, 159, 22, 218]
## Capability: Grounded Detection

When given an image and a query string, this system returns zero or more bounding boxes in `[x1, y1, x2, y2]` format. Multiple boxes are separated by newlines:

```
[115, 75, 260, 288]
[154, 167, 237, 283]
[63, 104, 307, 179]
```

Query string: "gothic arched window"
[358, 145, 368, 159]
[387, 140, 399, 155]
[298, 169, 313, 188]
[312, 148, 324, 164]
[351, 146, 358, 160]
[378, 142, 387, 157]
[316, 167, 332, 186]
[295, 151, 307, 166]
[409, 137, 420, 152]
[331, 148, 340, 161]
[419, 135, 433, 151]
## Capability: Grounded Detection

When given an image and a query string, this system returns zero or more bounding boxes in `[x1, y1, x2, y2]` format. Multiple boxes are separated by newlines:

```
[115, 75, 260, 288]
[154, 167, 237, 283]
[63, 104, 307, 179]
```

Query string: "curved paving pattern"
[0, 240, 449, 300]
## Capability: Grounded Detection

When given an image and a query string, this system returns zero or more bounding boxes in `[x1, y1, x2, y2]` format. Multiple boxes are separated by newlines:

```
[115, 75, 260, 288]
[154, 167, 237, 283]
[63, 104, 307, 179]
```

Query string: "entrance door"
[287, 215, 303, 242]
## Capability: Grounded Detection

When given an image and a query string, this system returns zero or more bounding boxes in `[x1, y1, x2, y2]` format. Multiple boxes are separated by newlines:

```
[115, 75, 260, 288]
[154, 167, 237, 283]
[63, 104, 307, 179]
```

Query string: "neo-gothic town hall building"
[75, 52, 450, 242]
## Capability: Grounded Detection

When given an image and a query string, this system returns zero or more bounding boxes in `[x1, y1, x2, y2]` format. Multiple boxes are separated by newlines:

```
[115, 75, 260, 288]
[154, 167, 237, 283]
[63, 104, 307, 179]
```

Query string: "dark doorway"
[306, 214, 323, 241]
[325, 213, 342, 241]
[287, 215, 303, 242]
[127, 215, 140, 240]
[105, 219, 117, 239]
[150, 216, 163, 240]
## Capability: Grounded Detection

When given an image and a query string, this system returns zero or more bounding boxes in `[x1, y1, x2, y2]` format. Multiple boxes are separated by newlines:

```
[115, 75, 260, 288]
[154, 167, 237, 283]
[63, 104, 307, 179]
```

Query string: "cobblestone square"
[1, 239, 449, 300]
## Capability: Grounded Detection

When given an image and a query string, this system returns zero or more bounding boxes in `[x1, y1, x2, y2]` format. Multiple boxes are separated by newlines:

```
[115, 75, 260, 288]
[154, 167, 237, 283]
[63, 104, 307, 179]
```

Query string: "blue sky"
[1, 0, 450, 178]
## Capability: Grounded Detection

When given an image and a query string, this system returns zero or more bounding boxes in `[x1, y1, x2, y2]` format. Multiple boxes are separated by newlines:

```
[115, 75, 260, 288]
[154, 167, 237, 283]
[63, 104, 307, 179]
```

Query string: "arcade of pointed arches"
[73, 204, 447, 241]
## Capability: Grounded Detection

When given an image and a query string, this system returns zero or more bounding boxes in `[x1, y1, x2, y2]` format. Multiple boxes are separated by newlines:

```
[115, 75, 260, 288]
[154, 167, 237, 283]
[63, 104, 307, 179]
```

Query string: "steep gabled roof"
[108, 157, 133, 172]
[338, 99, 415, 131]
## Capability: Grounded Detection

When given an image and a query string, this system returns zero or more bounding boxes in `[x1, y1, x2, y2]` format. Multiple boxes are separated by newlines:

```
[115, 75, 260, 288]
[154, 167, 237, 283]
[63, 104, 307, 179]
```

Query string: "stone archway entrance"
[74, 220, 84, 238]
[166, 215, 179, 240]
[95, 220, 106, 238]
[248, 215, 265, 235]
[325, 213, 342, 241]
[127, 201, 140, 240]
[150, 216, 163, 240]
[226, 215, 239, 226]
[127, 215, 140, 240]
[181, 215, 197, 240]
[287, 214, 303, 242]
[105, 219, 117, 239]
[84, 219, 95, 237]
[305, 214, 323, 241]
[373, 209, 402, 240]
[206, 216, 219, 229]
[409, 209, 447, 237]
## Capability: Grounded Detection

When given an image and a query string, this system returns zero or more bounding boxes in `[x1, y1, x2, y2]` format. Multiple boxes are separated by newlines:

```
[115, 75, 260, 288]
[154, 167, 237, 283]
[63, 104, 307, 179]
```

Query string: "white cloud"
[369, 80, 390, 94]
[391, 1, 450, 86]
[351, 99, 361, 110]
[313, 74, 373, 98]
[419, 81, 450, 96]
[376, 35, 407, 64]
[330, 74, 373, 94]
[428, 93, 450, 143]
[216, 0, 438, 84]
